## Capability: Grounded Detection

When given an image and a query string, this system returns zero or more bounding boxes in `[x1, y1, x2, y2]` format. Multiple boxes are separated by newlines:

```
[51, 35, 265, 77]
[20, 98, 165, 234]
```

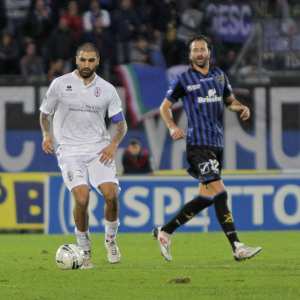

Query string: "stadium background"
[1, 0, 300, 232]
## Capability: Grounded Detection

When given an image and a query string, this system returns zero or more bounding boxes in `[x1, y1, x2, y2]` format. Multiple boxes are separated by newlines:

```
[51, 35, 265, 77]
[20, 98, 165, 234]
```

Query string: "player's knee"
[75, 196, 89, 209]
[72, 185, 89, 208]
[76, 198, 89, 209]
[104, 192, 118, 207]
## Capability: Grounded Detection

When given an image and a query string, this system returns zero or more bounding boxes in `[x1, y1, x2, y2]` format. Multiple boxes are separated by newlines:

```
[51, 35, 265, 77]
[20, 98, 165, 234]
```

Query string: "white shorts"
[58, 154, 119, 192]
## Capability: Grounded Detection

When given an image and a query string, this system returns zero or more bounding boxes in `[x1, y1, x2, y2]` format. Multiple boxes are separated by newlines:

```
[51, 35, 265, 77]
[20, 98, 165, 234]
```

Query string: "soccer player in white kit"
[40, 43, 127, 269]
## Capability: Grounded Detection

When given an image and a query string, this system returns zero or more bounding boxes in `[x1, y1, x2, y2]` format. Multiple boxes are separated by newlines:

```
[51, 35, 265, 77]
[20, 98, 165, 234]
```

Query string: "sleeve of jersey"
[223, 72, 233, 98]
[108, 86, 124, 123]
[39, 79, 58, 115]
[165, 76, 186, 103]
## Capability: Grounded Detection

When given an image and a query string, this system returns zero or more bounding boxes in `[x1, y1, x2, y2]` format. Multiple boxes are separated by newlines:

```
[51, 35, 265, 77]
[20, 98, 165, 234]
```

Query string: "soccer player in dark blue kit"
[152, 35, 261, 262]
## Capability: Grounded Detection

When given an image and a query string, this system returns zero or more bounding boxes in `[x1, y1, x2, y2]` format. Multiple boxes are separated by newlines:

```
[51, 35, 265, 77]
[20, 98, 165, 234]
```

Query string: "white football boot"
[152, 226, 172, 262]
[233, 242, 261, 261]
[105, 241, 121, 264]
[80, 251, 93, 269]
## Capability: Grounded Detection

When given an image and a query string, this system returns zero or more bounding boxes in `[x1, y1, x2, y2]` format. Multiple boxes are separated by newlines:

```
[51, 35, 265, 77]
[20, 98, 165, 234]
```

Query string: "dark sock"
[162, 195, 214, 234]
[213, 190, 240, 250]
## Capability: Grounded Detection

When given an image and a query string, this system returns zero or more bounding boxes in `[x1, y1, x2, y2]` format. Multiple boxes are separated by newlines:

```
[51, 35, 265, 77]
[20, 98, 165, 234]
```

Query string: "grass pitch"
[1, 231, 299, 300]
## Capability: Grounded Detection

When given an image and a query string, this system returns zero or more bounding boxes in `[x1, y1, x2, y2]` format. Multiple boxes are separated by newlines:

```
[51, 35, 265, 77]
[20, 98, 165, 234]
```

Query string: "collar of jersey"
[72, 70, 98, 87]
[190, 65, 211, 77]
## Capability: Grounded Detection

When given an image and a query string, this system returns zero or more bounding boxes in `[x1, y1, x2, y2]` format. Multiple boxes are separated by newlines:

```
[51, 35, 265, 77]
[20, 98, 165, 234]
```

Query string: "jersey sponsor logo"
[208, 89, 216, 97]
[66, 85, 72, 91]
[199, 78, 213, 82]
[94, 87, 101, 97]
[74, 170, 84, 178]
[69, 102, 85, 109]
[85, 104, 101, 110]
[187, 84, 201, 91]
[198, 89, 222, 103]
[215, 76, 223, 84]
[68, 102, 101, 112]
[61, 92, 77, 98]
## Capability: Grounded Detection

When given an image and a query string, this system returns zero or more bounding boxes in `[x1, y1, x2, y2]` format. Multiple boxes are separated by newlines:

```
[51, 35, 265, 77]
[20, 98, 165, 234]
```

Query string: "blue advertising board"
[44, 174, 300, 234]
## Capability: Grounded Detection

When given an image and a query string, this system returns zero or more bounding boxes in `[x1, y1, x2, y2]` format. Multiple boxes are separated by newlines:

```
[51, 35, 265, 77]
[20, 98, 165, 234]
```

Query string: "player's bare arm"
[40, 112, 54, 154]
[160, 98, 186, 140]
[98, 120, 128, 164]
[224, 94, 250, 121]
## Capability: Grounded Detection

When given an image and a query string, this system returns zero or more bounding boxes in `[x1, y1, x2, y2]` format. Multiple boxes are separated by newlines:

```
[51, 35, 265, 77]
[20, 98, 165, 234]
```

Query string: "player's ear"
[97, 57, 100, 66]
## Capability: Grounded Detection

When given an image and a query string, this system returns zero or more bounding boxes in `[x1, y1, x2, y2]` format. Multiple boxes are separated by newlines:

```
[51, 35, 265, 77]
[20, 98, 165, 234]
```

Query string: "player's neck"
[75, 70, 95, 85]
[193, 63, 209, 75]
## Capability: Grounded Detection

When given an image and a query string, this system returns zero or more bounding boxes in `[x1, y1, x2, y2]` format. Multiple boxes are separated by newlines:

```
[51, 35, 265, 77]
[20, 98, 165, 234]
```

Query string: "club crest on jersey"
[67, 171, 73, 181]
[216, 76, 223, 84]
[94, 87, 101, 97]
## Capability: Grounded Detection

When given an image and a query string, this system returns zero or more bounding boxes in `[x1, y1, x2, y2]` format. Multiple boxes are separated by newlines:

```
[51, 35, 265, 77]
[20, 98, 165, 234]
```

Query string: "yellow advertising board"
[0, 173, 47, 229]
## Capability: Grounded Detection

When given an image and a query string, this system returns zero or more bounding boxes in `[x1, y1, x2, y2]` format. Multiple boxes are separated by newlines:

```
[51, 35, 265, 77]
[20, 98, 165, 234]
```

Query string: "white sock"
[75, 228, 91, 252]
[105, 219, 120, 243]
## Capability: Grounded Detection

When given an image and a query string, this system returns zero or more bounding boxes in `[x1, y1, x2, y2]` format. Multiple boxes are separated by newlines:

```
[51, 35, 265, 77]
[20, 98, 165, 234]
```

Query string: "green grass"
[0, 231, 299, 300]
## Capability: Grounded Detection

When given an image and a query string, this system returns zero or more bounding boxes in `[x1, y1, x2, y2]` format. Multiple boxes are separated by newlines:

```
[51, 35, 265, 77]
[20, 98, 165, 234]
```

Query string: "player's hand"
[169, 126, 186, 140]
[98, 144, 116, 165]
[42, 133, 54, 154]
[240, 105, 250, 121]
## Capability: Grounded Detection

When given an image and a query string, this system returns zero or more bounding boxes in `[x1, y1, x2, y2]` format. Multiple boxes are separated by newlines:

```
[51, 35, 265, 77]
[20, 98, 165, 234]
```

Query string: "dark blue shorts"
[186, 145, 223, 184]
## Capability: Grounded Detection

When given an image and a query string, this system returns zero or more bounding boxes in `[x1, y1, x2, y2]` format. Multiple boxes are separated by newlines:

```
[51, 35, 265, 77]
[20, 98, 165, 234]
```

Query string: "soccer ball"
[55, 243, 84, 270]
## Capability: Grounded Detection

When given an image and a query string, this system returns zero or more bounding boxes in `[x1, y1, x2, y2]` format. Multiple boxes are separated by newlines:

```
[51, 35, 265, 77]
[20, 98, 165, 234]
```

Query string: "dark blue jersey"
[166, 66, 233, 147]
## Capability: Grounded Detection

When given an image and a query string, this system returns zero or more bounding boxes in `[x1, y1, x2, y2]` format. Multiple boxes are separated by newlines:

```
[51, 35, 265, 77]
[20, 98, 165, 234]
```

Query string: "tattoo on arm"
[112, 120, 128, 146]
[40, 113, 51, 135]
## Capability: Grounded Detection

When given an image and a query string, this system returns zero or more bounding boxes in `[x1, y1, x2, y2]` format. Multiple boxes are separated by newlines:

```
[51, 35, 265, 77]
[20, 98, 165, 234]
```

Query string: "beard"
[77, 65, 97, 79]
[192, 55, 209, 68]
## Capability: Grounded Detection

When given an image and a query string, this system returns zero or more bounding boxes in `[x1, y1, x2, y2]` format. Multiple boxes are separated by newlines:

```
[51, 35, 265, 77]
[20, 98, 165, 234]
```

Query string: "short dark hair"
[186, 35, 211, 52]
[129, 138, 141, 146]
[77, 42, 99, 57]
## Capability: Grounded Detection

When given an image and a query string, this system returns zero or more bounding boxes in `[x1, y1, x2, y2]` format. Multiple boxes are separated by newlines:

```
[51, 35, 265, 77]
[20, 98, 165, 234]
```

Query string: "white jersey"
[40, 71, 123, 159]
